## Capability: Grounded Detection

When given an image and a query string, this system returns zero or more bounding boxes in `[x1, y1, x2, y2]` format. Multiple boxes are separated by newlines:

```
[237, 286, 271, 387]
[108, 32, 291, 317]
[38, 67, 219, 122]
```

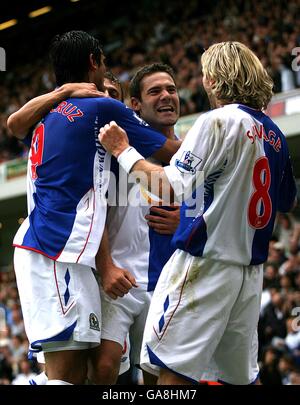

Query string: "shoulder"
[71, 97, 126, 113]
[97, 97, 123, 107]
[96, 97, 125, 111]
[216, 104, 257, 134]
[193, 106, 236, 126]
[191, 108, 229, 137]
[96, 98, 137, 120]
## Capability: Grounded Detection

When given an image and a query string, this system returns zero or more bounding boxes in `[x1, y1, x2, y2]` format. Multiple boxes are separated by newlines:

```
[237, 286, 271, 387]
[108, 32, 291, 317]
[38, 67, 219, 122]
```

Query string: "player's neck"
[159, 126, 176, 139]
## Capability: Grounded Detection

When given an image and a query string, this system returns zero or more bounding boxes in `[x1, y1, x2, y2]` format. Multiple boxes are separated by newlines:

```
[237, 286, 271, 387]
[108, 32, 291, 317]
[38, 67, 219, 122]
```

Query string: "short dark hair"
[49, 30, 103, 86]
[104, 71, 124, 102]
[129, 63, 176, 100]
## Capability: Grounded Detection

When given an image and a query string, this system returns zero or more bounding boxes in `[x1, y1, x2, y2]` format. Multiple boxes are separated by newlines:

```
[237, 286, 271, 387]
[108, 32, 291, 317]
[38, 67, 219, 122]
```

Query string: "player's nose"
[160, 89, 171, 100]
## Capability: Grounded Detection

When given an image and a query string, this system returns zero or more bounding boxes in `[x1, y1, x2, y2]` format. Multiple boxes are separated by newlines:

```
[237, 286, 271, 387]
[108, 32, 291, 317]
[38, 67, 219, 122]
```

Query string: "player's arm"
[151, 138, 182, 164]
[7, 83, 104, 139]
[98, 98, 181, 164]
[99, 121, 174, 201]
[100, 118, 225, 205]
[95, 225, 137, 300]
[145, 205, 180, 235]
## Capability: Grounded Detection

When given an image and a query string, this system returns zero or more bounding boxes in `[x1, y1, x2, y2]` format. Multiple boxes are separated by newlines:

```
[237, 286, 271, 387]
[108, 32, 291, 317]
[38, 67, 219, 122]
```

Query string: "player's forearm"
[7, 86, 70, 139]
[98, 121, 174, 200]
[130, 159, 175, 203]
[152, 138, 181, 164]
[95, 226, 114, 274]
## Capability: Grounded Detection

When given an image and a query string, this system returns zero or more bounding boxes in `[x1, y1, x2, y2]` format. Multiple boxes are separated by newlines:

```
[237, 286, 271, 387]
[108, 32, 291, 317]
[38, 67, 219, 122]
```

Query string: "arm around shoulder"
[7, 86, 70, 139]
[7, 82, 104, 139]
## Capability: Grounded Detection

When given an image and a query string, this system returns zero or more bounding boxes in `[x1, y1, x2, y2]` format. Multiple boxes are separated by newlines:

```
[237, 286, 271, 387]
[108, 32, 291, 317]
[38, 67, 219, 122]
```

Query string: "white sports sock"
[46, 379, 73, 385]
[29, 371, 48, 385]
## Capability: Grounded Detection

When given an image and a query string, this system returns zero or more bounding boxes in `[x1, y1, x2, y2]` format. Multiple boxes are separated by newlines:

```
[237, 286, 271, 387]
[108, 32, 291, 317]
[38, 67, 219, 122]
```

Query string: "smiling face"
[131, 72, 180, 133]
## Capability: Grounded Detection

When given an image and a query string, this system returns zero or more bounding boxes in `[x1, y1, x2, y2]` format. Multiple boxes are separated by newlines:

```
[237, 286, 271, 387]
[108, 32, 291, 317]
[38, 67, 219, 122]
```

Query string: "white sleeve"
[164, 112, 228, 202]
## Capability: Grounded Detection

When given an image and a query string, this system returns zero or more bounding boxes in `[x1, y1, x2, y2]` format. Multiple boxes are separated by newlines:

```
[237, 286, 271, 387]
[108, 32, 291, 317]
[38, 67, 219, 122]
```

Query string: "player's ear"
[131, 97, 141, 113]
[89, 53, 98, 71]
[207, 76, 215, 87]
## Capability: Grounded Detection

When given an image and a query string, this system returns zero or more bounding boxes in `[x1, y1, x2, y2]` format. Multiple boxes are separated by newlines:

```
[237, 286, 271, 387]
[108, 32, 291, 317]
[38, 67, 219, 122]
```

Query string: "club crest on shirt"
[175, 151, 202, 174]
[89, 313, 100, 331]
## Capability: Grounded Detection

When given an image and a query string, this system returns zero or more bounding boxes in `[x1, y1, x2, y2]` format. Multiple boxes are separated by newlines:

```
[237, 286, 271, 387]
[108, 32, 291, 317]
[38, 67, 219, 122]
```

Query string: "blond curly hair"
[201, 41, 273, 110]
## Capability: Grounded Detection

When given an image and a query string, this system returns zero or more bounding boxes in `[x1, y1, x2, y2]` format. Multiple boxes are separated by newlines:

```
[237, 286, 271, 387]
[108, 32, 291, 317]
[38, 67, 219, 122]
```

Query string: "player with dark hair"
[26, 70, 126, 386]
[99, 41, 297, 385]
[49, 31, 104, 87]
[96, 63, 180, 384]
[129, 63, 176, 100]
[8, 30, 180, 385]
[104, 71, 124, 102]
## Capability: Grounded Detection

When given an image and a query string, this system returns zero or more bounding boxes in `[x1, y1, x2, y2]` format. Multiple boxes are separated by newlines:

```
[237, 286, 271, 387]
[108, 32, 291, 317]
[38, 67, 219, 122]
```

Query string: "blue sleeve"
[278, 155, 297, 212]
[22, 131, 33, 147]
[97, 98, 166, 158]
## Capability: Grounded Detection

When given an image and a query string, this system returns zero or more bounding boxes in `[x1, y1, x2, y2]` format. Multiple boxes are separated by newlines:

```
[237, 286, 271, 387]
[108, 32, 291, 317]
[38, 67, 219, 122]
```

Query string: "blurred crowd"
[258, 213, 300, 385]
[1, 0, 300, 385]
[1, 212, 300, 385]
[1, 0, 300, 162]
[0, 267, 41, 384]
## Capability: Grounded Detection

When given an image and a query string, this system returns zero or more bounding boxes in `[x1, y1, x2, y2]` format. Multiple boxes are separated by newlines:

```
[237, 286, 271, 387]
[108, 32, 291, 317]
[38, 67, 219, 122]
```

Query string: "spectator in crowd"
[259, 346, 283, 385]
[285, 317, 300, 360]
[11, 356, 37, 385]
[278, 353, 297, 384]
[258, 290, 288, 351]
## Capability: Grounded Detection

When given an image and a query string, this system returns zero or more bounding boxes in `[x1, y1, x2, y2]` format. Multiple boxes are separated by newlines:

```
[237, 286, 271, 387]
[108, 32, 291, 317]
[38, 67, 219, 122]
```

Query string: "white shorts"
[119, 334, 131, 375]
[14, 248, 101, 355]
[140, 250, 263, 385]
[34, 338, 130, 376]
[100, 286, 152, 366]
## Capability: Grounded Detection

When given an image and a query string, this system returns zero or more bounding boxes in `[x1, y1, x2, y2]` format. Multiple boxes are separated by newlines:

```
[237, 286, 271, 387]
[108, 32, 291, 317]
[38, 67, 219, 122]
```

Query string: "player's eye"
[108, 90, 118, 99]
[148, 89, 160, 95]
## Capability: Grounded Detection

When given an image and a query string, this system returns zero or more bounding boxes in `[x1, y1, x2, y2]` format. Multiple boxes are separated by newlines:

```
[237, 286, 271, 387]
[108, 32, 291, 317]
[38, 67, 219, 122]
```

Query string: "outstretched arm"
[99, 121, 203, 207]
[7, 83, 105, 139]
[99, 121, 174, 202]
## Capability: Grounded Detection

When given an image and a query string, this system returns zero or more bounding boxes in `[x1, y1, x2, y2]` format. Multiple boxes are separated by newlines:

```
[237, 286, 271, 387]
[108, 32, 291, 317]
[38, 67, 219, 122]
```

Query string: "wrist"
[117, 146, 144, 173]
[97, 259, 113, 272]
[55, 84, 70, 100]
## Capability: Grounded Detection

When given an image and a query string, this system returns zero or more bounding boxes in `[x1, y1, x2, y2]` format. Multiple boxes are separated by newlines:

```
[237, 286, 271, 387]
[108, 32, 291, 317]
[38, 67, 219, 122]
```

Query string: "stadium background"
[0, 0, 300, 385]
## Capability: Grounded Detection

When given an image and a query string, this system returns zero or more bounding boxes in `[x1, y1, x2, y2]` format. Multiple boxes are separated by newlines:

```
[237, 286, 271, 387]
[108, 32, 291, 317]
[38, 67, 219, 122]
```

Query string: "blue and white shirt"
[13, 97, 167, 269]
[107, 156, 177, 292]
[164, 104, 297, 266]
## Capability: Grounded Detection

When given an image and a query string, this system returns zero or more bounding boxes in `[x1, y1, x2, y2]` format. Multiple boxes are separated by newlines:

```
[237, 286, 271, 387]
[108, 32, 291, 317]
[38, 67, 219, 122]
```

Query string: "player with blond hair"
[99, 41, 297, 385]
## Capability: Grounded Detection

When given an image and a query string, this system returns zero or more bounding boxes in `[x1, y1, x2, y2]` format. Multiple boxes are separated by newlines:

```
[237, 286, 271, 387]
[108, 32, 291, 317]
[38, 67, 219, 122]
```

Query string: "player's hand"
[58, 82, 106, 99]
[99, 121, 129, 158]
[100, 264, 138, 300]
[145, 205, 180, 235]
